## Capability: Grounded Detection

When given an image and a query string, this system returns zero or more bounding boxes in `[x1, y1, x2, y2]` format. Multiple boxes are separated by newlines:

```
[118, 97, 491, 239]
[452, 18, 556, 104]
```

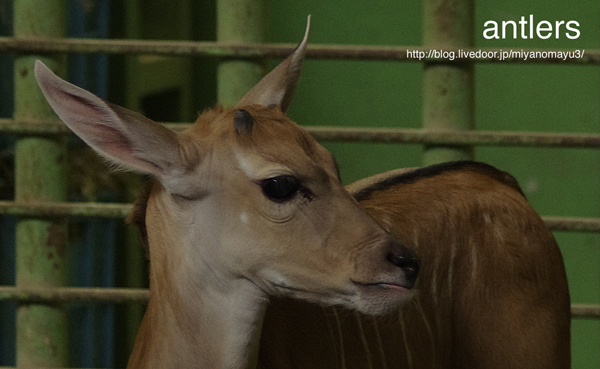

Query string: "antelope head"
[34, 18, 418, 316]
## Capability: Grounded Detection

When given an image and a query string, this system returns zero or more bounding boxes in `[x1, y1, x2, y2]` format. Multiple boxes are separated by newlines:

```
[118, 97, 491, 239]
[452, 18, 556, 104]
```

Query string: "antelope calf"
[260, 161, 571, 369]
[35, 18, 570, 369]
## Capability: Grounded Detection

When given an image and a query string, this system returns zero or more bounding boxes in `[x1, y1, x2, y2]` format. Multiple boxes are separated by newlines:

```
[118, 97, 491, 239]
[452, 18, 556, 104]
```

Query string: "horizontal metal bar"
[572, 304, 600, 319]
[0, 286, 149, 303]
[0, 37, 598, 65]
[305, 126, 600, 148]
[3, 119, 600, 149]
[0, 201, 599, 233]
[0, 118, 70, 135]
[0, 287, 596, 318]
[543, 216, 600, 233]
[0, 201, 132, 218]
[0, 367, 105, 369]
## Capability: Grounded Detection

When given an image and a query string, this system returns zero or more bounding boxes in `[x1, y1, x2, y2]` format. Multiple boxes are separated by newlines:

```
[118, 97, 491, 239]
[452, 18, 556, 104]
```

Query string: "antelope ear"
[34, 60, 186, 178]
[236, 15, 311, 113]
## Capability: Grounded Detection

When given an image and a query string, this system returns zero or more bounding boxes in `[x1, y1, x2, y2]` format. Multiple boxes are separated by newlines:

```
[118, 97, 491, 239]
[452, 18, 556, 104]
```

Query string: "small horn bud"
[234, 109, 254, 135]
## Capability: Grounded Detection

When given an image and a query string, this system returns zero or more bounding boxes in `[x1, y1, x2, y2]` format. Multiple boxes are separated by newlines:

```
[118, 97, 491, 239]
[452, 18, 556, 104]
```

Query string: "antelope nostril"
[386, 249, 420, 283]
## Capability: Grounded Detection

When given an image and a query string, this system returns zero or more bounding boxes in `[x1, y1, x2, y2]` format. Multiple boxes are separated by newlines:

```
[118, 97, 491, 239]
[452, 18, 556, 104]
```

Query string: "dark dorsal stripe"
[353, 161, 525, 202]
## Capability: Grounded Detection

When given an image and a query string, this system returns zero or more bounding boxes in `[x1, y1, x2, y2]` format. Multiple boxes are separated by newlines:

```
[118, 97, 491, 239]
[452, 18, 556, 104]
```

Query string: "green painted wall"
[267, 1, 599, 368]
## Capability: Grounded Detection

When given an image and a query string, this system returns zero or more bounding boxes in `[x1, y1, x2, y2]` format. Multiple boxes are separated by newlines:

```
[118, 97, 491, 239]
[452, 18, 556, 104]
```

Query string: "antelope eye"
[261, 175, 301, 202]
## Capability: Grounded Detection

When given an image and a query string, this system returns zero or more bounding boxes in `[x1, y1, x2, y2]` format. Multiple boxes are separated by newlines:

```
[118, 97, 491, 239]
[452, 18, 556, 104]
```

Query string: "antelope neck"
[129, 191, 268, 369]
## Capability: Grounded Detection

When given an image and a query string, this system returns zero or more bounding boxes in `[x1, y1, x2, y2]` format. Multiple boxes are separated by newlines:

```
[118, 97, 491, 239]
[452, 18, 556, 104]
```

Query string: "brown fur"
[127, 161, 571, 369]
[258, 162, 571, 369]
[126, 103, 333, 260]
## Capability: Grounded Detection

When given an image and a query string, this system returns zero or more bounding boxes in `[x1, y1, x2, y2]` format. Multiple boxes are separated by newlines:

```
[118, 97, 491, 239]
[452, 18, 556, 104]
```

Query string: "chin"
[349, 283, 416, 316]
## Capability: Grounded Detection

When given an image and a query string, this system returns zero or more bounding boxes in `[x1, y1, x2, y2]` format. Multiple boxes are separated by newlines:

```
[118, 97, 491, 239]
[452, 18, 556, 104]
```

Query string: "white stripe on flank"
[415, 299, 436, 362]
[398, 309, 413, 369]
[371, 318, 389, 369]
[323, 306, 340, 368]
[471, 239, 478, 285]
[332, 308, 346, 369]
[447, 240, 457, 301]
[355, 311, 374, 369]
[430, 249, 441, 337]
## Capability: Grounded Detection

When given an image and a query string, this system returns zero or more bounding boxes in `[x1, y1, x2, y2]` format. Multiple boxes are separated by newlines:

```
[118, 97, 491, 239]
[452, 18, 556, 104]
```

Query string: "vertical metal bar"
[13, 0, 68, 367]
[422, 0, 475, 165]
[99, 218, 117, 367]
[216, 0, 267, 106]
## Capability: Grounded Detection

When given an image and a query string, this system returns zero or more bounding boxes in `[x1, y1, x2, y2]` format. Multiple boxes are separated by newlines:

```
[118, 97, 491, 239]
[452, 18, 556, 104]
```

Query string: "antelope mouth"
[350, 279, 415, 315]
[351, 280, 412, 291]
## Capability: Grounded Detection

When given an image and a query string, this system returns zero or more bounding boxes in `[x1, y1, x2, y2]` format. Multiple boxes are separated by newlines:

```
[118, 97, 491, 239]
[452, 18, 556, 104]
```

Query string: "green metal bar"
[0, 367, 103, 369]
[542, 217, 600, 233]
[0, 201, 599, 233]
[0, 286, 597, 319]
[0, 118, 71, 134]
[571, 304, 600, 319]
[216, 0, 267, 106]
[0, 287, 149, 304]
[0, 37, 598, 65]
[304, 126, 600, 148]
[0, 201, 133, 218]
[422, 0, 475, 165]
[13, 0, 68, 367]
[5, 118, 600, 149]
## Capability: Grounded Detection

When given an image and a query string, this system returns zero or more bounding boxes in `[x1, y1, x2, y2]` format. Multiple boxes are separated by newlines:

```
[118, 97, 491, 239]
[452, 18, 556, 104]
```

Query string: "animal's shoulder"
[353, 161, 525, 202]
